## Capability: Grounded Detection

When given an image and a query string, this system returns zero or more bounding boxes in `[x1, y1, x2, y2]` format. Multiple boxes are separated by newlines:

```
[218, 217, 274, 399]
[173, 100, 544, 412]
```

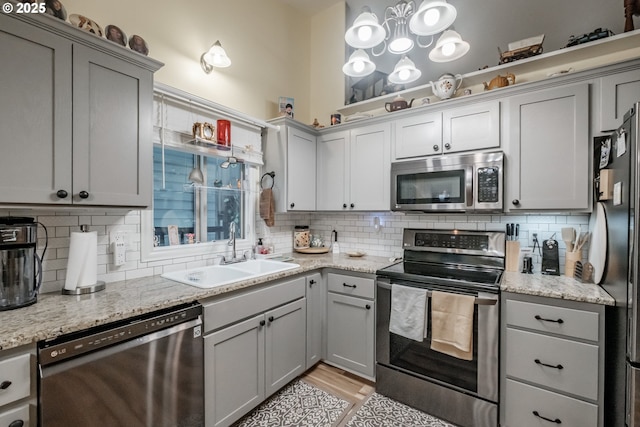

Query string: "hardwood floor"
[301, 362, 375, 427]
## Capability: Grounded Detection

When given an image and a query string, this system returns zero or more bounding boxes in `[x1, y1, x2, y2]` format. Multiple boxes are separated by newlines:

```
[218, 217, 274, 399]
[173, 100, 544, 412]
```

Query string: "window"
[142, 143, 255, 262]
[152, 145, 245, 247]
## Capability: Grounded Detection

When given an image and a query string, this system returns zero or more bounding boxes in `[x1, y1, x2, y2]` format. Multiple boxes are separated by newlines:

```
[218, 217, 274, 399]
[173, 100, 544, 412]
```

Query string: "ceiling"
[277, 0, 344, 16]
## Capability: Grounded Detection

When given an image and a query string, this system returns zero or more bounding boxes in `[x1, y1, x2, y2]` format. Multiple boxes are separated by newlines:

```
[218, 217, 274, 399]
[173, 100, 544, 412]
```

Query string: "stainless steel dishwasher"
[38, 303, 204, 427]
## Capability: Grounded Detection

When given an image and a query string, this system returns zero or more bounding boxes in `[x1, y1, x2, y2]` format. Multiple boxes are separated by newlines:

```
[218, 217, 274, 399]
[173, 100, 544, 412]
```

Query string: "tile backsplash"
[1, 209, 590, 294]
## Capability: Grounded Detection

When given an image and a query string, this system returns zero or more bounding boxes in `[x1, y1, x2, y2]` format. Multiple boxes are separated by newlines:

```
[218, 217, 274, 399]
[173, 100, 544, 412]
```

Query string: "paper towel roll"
[64, 230, 98, 291]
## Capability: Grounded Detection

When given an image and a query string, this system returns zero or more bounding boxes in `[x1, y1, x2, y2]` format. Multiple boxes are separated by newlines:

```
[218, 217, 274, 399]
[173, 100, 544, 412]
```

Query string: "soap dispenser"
[331, 230, 340, 254]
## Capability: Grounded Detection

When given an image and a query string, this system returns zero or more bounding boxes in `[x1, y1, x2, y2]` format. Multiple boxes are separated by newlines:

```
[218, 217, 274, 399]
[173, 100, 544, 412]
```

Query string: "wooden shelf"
[337, 29, 640, 117]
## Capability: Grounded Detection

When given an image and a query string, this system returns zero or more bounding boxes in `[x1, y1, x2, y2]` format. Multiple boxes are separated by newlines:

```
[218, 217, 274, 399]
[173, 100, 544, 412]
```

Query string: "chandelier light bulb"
[423, 8, 440, 26]
[353, 60, 365, 73]
[389, 37, 413, 54]
[358, 25, 373, 42]
[441, 41, 456, 56]
[398, 69, 411, 81]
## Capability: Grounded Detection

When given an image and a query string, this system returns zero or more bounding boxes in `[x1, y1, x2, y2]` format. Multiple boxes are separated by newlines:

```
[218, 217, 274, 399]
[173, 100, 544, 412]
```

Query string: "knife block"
[505, 241, 521, 272]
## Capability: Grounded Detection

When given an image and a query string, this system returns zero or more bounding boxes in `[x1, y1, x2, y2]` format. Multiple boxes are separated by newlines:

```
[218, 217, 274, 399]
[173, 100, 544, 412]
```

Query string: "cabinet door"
[506, 84, 589, 211]
[265, 298, 306, 397]
[72, 45, 153, 206]
[393, 112, 442, 159]
[443, 101, 500, 154]
[326, 293, 375, 379]
[305, 272, 324, 369]
[349, 123, 391, 210]
[599, 69, 640, 131]
[205, 315, 265, 427]
[287, 127, 316, 210]
[0, 14, 73, 205]
[316, 131, 348, 210]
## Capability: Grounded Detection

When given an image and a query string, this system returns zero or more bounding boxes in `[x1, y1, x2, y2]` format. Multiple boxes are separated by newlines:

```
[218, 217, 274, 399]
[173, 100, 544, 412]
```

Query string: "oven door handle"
[377, 281, 498, 306]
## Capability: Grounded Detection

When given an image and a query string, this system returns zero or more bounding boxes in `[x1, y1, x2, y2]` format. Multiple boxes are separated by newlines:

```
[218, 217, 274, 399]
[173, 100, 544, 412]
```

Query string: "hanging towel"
[259, 188, 274, 227]
[389, 284, 428, 342]
[430, 291, 475, 360]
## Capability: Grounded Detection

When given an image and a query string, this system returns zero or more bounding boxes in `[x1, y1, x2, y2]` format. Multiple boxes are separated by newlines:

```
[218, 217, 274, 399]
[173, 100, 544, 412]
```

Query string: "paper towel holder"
[61, 224, 106, 295]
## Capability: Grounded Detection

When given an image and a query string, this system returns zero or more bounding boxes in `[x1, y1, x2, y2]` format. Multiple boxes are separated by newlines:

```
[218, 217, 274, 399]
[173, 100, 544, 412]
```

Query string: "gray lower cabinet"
[500, 292, 605, 427]
[0, 12, 161, 207]
[202, 277, 306, 427]
[0, 344, 36, 427]
[325, 272, 375, 380]
[305, 272, 325, 369]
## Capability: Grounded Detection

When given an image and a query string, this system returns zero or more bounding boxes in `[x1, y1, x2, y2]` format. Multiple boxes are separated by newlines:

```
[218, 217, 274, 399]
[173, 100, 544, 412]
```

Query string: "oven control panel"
[402, 229, 506, 257]
[414, 232, 488, 251]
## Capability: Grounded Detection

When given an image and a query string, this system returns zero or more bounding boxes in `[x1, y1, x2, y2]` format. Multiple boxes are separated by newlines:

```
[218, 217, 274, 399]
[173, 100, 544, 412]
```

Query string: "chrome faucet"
[221, 222, 245, 264]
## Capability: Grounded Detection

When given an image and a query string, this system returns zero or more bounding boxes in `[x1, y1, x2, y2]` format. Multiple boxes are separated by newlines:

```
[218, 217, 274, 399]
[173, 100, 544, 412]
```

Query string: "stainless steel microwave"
[391, 151, 503, 213]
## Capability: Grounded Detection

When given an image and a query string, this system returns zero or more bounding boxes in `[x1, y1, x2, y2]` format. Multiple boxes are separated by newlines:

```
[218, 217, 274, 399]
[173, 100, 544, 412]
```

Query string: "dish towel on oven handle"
[389, 284, 428, 342]
[430, 290, 475, 360]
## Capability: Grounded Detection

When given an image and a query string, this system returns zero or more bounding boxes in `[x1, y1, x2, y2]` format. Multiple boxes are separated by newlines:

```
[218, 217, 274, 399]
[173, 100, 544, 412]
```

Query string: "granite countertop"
[501, 271, 615, 306]
[0, 253, 391, 351]
[0, 254, 615, 352]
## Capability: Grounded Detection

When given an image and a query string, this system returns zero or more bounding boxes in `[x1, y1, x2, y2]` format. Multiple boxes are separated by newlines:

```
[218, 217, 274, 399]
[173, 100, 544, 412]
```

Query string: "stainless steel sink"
[161, 259, 300, 289]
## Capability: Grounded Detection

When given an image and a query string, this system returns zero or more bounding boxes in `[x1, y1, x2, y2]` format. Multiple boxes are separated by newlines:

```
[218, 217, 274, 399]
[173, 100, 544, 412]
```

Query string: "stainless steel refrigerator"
[602, 102, 639, 427]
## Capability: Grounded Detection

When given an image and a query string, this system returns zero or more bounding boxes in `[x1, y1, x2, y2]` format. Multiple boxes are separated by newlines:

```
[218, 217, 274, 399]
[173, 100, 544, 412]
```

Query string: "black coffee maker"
[0, 217, 44, 310]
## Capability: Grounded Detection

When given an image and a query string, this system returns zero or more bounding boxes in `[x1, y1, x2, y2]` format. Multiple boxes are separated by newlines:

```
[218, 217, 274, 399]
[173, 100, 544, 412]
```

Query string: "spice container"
[293, 225, 310, 250]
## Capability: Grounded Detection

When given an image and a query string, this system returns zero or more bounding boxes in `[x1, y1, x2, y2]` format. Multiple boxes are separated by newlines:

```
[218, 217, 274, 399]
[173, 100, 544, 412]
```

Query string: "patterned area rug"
[345, 393, 455, 427]
[234, 379, 352, 427]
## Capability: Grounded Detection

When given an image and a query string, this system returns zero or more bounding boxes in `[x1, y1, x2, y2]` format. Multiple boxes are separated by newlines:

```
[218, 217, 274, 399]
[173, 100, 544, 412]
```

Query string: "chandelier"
[342, 0, 469, 84]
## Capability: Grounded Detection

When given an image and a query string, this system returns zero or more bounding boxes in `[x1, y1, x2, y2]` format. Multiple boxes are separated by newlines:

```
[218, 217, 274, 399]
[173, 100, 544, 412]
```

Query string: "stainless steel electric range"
[376, 228, 505, 427]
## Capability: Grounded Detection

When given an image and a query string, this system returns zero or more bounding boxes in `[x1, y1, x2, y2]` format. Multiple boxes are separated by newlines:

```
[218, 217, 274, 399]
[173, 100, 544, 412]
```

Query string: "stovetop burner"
[376, 229, 506, 292]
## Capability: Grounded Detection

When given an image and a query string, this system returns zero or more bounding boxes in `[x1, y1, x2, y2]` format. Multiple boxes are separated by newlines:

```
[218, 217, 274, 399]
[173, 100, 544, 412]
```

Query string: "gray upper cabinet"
[317, 122, 391, 211]
[393, 101, 500, 160]
[264, 119, 317, 212]
[0, 13, 161, 207]
[505, 83, 590, 211]
[599, 69, 640, 132]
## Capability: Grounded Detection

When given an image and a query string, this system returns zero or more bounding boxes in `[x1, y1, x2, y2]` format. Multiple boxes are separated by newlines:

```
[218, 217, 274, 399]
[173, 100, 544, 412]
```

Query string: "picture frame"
[278, 96, 294, 119]
[167, 225, 180, 246]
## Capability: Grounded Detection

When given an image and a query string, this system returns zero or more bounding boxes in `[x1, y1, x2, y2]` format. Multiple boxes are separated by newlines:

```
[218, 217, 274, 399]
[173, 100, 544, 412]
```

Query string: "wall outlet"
[111, 232, 126, 266]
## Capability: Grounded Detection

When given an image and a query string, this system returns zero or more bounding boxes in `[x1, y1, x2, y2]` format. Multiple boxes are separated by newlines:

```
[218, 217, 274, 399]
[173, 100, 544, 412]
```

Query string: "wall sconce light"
[200, 40, 231, 73]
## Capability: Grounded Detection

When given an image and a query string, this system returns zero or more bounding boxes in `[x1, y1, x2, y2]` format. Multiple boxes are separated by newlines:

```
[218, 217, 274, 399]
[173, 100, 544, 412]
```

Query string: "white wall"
[62, 0, 314, 122]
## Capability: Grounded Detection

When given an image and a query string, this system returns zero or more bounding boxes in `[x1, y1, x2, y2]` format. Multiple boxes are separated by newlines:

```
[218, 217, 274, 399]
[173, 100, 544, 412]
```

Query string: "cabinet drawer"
[327, 273, 374, 299]
[0, 354, 30, 407]
[203, 277, 305, 333]
[504, 379, 597, 427]
[0, 404, 30, 427]
[505, 299, 599, 341]
[505, 328, 598, 400]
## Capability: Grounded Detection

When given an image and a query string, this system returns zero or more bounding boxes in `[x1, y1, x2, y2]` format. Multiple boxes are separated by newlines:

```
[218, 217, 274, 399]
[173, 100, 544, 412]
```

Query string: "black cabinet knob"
[0, 380, 11, 390]
[343, 203, 347, 208]
[309, 279, 316, 286]
[444, 143, 451, 150]
[8, 420, 24, 427]
[512, 199, 520, 206]
[350, 203, 355, 208]
[365, 304, 371, 310]
[259, 320, 266, 326]
[268, 316, 274, 323]
[56, 189, 68, 199]
[290, 202, 295, 208]
[79, 191, 89, 199]
[433, 145, 440, 151]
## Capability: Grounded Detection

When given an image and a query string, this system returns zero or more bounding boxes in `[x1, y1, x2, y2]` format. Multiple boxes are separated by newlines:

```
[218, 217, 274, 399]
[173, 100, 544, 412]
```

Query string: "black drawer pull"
[535, 315, 564, 324]
[0, 380, 11, 390]
[535, 359, 564, 370]
[343, 283, 357, 288]
[533, 410, 561, 424]
[9, 420, 24, 427]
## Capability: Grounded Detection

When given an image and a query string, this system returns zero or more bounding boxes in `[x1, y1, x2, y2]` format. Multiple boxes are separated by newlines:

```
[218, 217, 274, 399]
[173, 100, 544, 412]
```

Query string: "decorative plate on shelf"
[69, 14, 103, 37]
[295, 247, 330, 254]
[105, 24, 127, 47]
[128, 34, 149, 56]
[345, 251, 366, 257]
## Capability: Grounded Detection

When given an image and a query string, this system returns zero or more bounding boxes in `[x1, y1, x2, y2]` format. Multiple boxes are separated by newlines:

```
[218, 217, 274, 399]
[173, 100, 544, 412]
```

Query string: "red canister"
[217, 119, 231, 150]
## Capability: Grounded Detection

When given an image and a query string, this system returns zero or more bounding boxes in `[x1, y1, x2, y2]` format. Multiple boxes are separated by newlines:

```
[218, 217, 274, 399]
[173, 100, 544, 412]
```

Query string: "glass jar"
[293, 225, 310, 250]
